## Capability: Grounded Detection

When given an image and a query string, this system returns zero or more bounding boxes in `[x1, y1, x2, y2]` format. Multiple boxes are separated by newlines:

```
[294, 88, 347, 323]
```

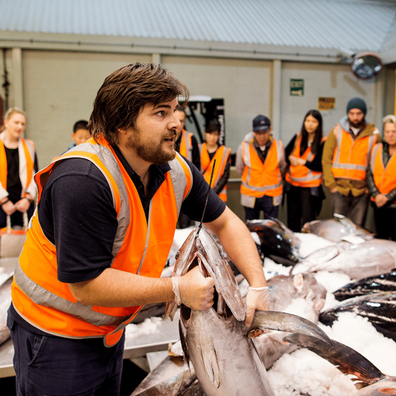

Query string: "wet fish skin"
[284, 333, 396, 395]
[302, 215, 374, 243]
[245, 219, 301, 265]
[166, 226, 331, 396]
[131, 355, 196, 396]
[292, 239, 396, 280]
[334, 270, 396, 301]
[319, 291, 396, 342]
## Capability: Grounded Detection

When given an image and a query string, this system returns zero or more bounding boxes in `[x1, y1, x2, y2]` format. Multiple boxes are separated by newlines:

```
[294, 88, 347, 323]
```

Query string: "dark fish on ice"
[302, 215, 374, 243]
[334, 269, 396, 301]
[245, 218, 301, 266]
[165, 225, 331, 396]
[284, 333, 396, 395]
[320, 291, 396, 342]
[292, 239, 396, 280]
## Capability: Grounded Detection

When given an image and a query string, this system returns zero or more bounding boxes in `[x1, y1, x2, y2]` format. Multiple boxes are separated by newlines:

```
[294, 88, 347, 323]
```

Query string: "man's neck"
[117, 143, 151, 192]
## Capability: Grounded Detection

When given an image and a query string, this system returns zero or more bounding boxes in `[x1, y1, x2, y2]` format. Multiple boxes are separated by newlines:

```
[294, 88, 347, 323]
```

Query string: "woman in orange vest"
[367, 114, 396, 240]
[199, 119, 231, 202]
[284, 109, 326, 232]
[0, 107, 37, 229]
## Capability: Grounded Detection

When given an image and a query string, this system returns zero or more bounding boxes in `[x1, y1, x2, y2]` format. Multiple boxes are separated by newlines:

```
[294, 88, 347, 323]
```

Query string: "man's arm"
[68, 266, 213, 312]
[322, 129, 338, 191]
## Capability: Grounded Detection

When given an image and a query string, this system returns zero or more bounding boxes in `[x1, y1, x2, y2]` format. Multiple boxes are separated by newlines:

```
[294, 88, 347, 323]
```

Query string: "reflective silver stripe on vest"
[66, 142, 130, 256]
[14, 261, 129, 327]
[332, 125, 374, 173]
[370, 144, 381, 171]
[23, 138, 35, 162]
[169, 153, 192, 211]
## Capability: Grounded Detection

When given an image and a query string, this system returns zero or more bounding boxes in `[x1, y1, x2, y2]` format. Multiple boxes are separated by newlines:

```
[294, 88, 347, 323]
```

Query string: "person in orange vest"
[284, 109, 326, 232]
[367, 115, 396, 240]
[7, 63, 270, 395]
[322, 97, 381, 226]
[236, 114, 286, 221]
[0, 107, 38, 229]
[199, 119, 231, 202]
[174, 108, 201, 228]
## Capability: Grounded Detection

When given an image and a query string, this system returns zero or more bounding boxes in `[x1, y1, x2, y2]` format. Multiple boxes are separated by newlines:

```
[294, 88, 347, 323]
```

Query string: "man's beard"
[349, 119, 365, 129]
[126, 128, 176, 166]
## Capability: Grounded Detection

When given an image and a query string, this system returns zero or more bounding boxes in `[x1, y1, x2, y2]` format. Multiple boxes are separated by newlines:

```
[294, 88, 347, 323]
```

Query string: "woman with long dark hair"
[284, 110, 326, 232]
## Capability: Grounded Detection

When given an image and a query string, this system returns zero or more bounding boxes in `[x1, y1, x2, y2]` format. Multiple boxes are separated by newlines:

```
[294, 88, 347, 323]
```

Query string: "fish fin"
[179, 320, 191, 373]
[249, 310, 331, 344]
[200, 344, 221, 388]
[284, 333, 385, 388]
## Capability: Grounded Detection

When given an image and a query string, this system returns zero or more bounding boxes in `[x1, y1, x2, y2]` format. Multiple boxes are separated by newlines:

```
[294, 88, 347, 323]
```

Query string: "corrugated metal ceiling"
[0, 0, 395, 53]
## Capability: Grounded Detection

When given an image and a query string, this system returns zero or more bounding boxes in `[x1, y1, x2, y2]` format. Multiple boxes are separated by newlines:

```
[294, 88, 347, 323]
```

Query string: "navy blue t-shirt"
[37, 146, 225, 284]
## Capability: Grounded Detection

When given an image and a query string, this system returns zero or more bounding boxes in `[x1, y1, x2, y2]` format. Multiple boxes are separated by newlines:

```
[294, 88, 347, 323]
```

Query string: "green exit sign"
[290, 79, 304, 96]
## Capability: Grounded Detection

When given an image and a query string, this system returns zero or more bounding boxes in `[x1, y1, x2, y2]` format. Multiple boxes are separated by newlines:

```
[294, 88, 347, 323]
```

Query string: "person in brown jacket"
[322, 97, 381, 226]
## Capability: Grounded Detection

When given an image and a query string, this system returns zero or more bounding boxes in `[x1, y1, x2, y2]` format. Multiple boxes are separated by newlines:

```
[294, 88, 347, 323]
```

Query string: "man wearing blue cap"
[236, 114, 286, 221]
[322, 97, 381, 226]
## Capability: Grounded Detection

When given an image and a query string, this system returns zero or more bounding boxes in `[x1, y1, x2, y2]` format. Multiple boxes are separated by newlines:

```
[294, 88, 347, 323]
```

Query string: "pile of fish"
[133, 224, 330, 396]
[131, 216, 396, 395]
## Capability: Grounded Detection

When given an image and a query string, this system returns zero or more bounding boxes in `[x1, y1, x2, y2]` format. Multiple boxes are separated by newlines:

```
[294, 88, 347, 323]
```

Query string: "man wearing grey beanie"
[322, 97, 381, 226]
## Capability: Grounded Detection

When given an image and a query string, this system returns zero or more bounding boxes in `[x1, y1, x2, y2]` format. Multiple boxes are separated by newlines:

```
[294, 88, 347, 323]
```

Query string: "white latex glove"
[172, 266, 215, 311]
[245, 286, 270, 327]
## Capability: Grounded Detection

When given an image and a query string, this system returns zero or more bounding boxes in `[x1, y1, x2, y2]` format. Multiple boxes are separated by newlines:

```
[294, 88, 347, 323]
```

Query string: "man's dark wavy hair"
[88, 63, 189, 145]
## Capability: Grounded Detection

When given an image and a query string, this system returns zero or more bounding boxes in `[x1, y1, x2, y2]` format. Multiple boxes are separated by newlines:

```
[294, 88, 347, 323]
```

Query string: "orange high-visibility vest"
[179, 130, 194, 162]
[12, 137, 192, 347]
[285, 134, 326, 188]
[0, 137, 35, 194]
[331, 124, 376, 181]
[199, 143, 231, 202]
[370, 143, 396, 203]
[240, 138, 283, 199]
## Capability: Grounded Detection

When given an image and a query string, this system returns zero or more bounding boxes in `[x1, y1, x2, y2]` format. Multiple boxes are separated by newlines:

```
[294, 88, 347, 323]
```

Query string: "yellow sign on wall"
[318, 97, 335, 110]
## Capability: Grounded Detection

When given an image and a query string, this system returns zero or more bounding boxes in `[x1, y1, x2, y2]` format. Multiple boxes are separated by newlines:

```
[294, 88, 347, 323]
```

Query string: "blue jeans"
[7, 312, 124, 396]
[244, 195, 279, 221]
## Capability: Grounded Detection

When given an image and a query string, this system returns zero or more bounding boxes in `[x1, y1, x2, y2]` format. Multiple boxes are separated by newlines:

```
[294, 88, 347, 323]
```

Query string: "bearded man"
[322, 97, 381, 226]
[7, 63, 270, 395]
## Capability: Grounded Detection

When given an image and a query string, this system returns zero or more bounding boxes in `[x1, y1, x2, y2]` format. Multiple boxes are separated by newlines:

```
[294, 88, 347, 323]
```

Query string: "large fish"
[284, 333, 396, 395]
[245, 218, 301, 266]
[165, 225, 331, 396]
[302, 215, 374, 243]
[319, 291, 396, 342]
[292, 239, 396, 280]
[334, 269, 396, 301]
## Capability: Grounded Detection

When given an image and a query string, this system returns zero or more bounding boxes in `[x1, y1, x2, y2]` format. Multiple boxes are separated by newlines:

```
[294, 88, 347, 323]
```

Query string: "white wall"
[280, 61, 378, 148]
[12, 49, 386, 168]
[162, 56, 272, 152]
[22, 50, 151, 167]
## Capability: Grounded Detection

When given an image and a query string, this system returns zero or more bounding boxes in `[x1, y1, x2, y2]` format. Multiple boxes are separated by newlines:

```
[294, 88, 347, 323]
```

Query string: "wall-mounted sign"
[290, 79, 304, 96]
[318, 97, 335, 110]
